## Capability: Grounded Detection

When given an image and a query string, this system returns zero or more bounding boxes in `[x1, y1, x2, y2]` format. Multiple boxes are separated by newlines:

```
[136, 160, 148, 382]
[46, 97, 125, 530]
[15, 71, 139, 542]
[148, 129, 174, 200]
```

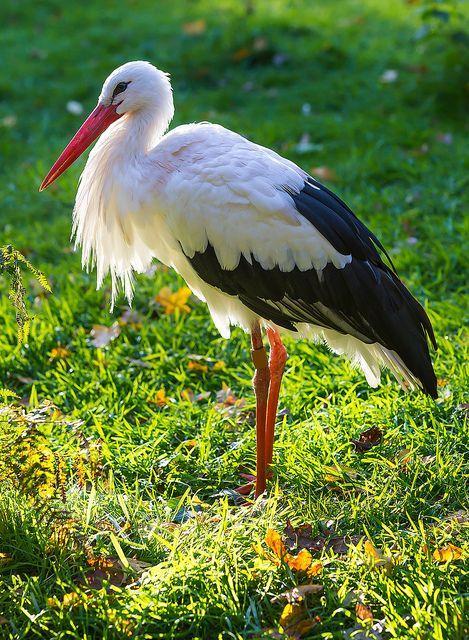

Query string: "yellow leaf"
[187, 360, 208, 373]
[286, 548, 313, 571]
[265, 529, 287, 559]
[364, 540, 393, 571]
[149, 388, 170, 407]
[364, 540, 381, 560]
[307, 561, 323, 577]
[213, 360, 225, 370]
[49, 347, 71, 360]
[433, 543, 463, 563]
[182, 19, 206, 35]
[279, 603, 318, 637]
[62, 592, 81, 607]
[155, 286, 191, 315]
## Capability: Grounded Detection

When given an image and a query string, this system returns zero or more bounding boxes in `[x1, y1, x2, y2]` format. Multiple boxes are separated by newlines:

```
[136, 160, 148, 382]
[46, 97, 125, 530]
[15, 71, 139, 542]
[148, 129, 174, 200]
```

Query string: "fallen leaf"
[119, 308, 143, 328]
[356, 603, 373, 621]
[283, 521, 326, 553]
[266, 529, 287, 559]
[286, 548, 314, 572]
[0, 616, 7, 625]
[181, 388, 211, 403]
[432, 543, 463, 563]
[0, 552, 13, 566]
[182, 19, 206, 35]
[1, 115, 17, 128]
[232, 47, 251, 62]
[351, 426, 383, 453]
[435, 132, 453, 145]
[328, 535, 363, 555]
[48, 591, 88, 608]
[324, 464, 358, 482]
[380, 69, 398, 83]
[213, 360, 225, 370]
[311, 166, 337, 181]
[279, 603, 319, 638]
[215, 384, 247, 419]
[155, 286, 191, 315]
[396, 448, 412, 467]
[182, 439, 198, 449]
[187, 360, 209, 373]
[271, 584, 323, 604]
[265, 530, 323, 575]
[90, 323, 121, 347]
[149, 388, 170, 407]
[364, 540, 393, 570]
[49, 347, 71, 360]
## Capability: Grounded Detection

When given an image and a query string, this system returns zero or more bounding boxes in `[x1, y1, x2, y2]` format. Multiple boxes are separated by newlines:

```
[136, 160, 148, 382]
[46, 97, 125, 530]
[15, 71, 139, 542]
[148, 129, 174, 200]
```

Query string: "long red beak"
[39, 103, 122, 191]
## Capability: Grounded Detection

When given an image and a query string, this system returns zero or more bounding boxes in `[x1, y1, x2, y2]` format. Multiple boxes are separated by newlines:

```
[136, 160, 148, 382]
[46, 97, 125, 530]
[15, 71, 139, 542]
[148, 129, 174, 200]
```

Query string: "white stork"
[40, 61, 437, 498]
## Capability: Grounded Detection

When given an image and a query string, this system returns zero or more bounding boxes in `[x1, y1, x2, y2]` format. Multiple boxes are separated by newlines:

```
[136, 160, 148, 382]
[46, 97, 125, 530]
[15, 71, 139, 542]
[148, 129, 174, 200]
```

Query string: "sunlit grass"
[0, 0, 467, 638]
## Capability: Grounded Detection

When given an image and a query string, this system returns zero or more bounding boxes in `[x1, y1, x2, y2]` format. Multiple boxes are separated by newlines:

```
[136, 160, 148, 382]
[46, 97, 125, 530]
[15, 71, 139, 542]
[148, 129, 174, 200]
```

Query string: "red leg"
[265, 327, 288, 467]
[235, 323, 270, 498]
[251, 323, 270, 498]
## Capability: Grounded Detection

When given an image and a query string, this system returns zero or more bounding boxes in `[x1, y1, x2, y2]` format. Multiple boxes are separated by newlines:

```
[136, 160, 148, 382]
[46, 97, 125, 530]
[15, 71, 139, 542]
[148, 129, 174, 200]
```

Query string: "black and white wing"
[161, 124, 437, 396]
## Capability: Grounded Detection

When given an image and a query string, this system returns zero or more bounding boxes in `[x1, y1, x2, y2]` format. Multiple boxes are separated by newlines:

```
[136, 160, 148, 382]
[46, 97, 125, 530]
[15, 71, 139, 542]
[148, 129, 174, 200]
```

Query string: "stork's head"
[39, 61, 174, 191]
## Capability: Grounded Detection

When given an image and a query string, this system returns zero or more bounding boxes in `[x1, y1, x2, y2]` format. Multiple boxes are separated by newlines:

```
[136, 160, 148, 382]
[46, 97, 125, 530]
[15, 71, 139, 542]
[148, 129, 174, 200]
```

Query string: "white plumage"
[42, 60, 437, 398]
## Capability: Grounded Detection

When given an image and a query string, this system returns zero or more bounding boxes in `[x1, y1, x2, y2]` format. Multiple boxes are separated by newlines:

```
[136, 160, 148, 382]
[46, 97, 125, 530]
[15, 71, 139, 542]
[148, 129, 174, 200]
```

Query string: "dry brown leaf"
[351, 426, 382, 453]
[311, 166, 338, 181]
[90, 323, 121, 347]
[0, 616, 8, 625]
[328, 535, 363, 555]
[182, 19, 206, 35]
[283, 521, 325, 553]
[432, 543, 463, 563]
[356, 602, 373, 621]
[0, 553, 12, 566]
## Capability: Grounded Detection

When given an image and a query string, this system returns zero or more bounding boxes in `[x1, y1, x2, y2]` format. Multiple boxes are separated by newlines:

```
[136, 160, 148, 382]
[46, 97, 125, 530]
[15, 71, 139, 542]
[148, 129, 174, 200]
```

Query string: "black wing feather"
[184, 178, 437, 397]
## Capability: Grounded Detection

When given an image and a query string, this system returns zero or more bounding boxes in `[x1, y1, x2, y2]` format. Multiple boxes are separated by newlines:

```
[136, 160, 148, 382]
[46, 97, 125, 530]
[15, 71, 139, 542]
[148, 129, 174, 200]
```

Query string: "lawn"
[0, 0, 468, 638]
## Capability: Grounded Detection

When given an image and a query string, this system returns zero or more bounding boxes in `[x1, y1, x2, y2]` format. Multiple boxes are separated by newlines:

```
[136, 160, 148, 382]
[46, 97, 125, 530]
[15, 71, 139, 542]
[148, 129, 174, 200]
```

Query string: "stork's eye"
[113, 81, 129, 97]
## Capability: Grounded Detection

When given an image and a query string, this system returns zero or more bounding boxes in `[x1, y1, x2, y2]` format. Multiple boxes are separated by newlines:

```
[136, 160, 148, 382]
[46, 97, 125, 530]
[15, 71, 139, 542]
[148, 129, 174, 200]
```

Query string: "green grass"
[0, 0, 468, 638]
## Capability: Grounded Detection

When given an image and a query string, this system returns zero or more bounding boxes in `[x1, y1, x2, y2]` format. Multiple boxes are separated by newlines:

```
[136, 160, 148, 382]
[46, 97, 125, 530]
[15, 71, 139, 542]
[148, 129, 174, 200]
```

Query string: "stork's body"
[41, 61, 437, 498]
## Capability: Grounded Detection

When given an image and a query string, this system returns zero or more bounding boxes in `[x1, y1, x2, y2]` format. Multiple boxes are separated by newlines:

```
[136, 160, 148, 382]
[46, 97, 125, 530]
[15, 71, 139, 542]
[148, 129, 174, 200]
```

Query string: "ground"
[0, 1, 467, 638]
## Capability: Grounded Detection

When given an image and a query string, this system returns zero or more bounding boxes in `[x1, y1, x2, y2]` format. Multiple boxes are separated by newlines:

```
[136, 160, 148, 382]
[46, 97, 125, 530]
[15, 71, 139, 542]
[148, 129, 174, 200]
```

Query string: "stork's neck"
[102, 106, 168, 164]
